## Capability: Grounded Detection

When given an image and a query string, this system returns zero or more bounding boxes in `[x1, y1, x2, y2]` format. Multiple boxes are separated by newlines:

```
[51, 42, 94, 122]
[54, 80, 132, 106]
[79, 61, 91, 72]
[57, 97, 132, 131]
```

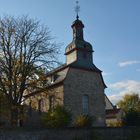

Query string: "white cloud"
[108, 80, 140, 104]
[118, 60, 139, 67]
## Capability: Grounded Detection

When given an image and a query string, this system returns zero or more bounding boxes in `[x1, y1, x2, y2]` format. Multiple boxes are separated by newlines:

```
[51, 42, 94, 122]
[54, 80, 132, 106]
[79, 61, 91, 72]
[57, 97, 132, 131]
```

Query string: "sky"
[0, 0, 140, 104]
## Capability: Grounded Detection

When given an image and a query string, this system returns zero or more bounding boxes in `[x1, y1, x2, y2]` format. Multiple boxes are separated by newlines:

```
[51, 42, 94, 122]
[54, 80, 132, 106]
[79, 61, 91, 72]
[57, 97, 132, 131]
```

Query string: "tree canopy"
[0, 15, 60, 126]
[117, 93, 140, 112]
[117, 93, 140, 126]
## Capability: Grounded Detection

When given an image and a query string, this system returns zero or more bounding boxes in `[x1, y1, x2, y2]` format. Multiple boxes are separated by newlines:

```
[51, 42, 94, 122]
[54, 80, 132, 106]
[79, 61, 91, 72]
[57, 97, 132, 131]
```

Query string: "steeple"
[72, 1, 84, 40]
[64, 3, 101, 73]
[75, 1, 80, 20]
[65, 16, 94, 67]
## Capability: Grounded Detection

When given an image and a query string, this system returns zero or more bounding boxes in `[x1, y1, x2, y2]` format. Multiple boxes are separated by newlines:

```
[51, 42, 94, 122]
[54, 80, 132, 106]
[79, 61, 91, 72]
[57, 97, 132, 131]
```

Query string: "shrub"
[74, 115, 92, 128]
[41, 105, 71, 128]
[123, 109, 140, 126]
[107, 121, 123, 127]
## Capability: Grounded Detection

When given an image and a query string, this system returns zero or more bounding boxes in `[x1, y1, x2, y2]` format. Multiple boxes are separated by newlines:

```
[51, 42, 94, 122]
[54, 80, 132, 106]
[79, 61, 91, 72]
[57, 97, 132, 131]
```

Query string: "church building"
[25, 16, 108, 127]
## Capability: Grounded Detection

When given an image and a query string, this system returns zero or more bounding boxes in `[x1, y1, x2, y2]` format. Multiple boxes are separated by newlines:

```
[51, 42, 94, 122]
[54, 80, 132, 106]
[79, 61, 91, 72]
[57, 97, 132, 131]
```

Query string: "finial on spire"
[75, 1, 80, 19]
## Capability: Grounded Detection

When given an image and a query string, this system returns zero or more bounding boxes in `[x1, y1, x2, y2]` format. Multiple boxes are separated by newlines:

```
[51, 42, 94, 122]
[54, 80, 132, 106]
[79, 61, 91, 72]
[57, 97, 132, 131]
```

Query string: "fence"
[0, 127, 140, 140]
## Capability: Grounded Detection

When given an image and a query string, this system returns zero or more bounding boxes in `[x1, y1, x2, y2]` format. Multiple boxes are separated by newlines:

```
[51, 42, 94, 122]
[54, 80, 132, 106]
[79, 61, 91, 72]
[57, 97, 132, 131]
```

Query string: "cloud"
[108, 80, 140, 104]
[118, 60, 139, 67]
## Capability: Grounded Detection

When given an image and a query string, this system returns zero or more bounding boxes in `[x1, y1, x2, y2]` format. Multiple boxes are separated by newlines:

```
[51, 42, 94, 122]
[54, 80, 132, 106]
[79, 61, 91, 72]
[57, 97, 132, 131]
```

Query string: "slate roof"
[65, 40, 93, 55]
[46, 61, 101, 76]
[45, 61, 107, 88]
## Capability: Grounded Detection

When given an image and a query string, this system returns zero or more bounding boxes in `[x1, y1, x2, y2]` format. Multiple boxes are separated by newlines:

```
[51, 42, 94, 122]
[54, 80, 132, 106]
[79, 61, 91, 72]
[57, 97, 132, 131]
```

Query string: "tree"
[117, 93, 140, 112]
[123, 109, 140, 126]
[0, 16, 59, 126]
[117, 93, 140, 126]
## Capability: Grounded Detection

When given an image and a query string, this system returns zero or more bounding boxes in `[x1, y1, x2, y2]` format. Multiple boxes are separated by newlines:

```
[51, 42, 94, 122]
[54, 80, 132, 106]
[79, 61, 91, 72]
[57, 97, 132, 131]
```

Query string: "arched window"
[38, 99, 44, 114]
[82, 95, 89, 114]
[49, 95, 55, 111]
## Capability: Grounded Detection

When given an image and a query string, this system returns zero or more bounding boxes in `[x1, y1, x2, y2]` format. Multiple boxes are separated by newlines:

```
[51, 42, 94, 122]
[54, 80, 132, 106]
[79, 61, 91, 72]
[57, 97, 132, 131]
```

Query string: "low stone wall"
[0, 127, 139, 140]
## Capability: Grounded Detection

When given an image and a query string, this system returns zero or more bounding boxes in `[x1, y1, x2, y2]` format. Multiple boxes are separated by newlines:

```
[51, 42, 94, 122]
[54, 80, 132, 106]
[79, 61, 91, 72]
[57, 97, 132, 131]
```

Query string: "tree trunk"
[10, 105, 19, 127]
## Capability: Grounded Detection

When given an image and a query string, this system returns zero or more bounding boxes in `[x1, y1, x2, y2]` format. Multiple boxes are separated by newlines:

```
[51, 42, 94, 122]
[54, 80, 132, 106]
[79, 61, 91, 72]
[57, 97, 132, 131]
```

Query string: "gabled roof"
[46, 61, 102, 76]
[105, 94, 115, 109]
[45, 61, 106, 88]
[24, 62, 107, 99]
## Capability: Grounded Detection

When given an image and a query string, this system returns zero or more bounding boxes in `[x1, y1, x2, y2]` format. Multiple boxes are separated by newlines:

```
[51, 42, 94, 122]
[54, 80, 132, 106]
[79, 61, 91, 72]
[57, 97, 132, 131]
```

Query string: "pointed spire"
[75, 1, 80, 20]
[72, 1, 84, 40]
[76, 14, 79, 20]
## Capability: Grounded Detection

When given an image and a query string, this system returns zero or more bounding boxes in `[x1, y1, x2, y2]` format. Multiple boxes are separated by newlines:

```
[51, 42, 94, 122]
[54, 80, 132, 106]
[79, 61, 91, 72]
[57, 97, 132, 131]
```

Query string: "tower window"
[69, 46, 72, 50]
[38, 99, 44, 114]
[82, 95, 89, 114]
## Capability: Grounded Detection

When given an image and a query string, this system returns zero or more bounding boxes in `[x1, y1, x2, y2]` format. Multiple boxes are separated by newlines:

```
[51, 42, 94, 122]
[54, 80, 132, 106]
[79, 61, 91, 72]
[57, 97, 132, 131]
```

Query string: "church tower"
[65, 16, 101, 73]
[63, 15, 106, 126]
[65, 17, 92, 65]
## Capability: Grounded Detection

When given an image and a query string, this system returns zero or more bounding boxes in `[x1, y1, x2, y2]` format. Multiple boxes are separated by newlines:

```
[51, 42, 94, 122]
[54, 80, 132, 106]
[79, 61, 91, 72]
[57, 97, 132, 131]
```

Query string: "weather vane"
[75, 1, 80, 19]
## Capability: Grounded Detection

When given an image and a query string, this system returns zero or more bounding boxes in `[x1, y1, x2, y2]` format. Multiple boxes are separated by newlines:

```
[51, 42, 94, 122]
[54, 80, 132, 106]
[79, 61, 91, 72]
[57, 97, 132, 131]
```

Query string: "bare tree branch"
[0, 15, 60, 107]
